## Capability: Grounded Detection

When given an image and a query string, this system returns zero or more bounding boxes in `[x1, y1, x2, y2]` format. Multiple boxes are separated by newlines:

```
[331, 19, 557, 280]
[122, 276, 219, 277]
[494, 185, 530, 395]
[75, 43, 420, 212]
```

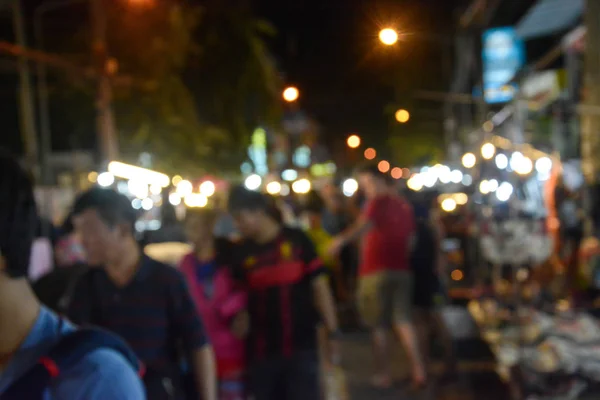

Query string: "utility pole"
[12, 0, 39, 177]
[581, 0, 600, 232]
[581, 0, 600, 184]
[90, 0, 118, 165]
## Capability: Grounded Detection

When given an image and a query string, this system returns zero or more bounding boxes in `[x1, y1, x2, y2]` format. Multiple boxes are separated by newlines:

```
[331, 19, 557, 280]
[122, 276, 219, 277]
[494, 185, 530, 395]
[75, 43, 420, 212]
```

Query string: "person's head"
[185, 208, 218, 248]
[72, 188, 138, 266]
[0, 151, 38, 283]
[302, 204, 322, 230]
[356, 163, 389, 199]
[228, 185, 277, 239]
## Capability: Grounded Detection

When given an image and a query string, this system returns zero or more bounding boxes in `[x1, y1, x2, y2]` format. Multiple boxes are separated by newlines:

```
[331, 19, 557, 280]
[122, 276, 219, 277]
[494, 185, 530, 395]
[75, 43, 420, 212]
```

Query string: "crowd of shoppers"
[0, 153, 453, 399]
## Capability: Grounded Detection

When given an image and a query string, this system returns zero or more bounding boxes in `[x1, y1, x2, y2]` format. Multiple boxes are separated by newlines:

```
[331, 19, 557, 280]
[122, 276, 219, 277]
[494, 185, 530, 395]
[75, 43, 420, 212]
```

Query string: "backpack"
[1, 325, 144, 400]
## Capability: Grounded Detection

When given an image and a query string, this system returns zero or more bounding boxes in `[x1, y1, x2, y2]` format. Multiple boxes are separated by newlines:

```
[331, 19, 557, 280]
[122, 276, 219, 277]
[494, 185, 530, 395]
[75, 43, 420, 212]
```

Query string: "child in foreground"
[180, 209, 247, 400]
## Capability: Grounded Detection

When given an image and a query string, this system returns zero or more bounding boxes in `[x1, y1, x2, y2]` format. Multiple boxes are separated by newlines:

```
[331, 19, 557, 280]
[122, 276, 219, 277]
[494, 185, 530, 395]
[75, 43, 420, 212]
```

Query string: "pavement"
[335, 306, 511, 400]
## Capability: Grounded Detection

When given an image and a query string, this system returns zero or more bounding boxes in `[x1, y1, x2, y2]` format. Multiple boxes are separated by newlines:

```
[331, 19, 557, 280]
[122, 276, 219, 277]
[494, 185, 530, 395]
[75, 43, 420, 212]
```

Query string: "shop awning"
[516, 0, 584, 40]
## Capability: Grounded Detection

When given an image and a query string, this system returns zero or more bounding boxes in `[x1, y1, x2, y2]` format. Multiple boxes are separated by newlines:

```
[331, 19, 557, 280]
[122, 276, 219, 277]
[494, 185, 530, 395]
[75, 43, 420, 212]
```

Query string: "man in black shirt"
[227, 186, 340, 400]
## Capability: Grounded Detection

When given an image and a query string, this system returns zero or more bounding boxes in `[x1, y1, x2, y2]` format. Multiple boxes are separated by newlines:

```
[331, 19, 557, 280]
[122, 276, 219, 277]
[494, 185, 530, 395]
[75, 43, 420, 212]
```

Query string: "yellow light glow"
[407, 174, 423, 191]
[515, 157, 534, 175]
[266, 181, 282, 195]
[347, 135, 361, 149]
[172, 175, 183, 186]
[199, 181, 216, 197]
[176, 180, 193, 196]
[462, 152, 476, 168]
[479, 180, 490, 195]
[379, 28, 398, 46]
[149, 184, 162, 195]
[291, 178, 311, 194]
[108, 161, 170, 187]
[455, 193, 468, 205]
[481, 143, 496, 160]
[88, 171, 98, 183]
[441, 198, 457, 212]
[184, 193, 207, 208]
[283, 86, 299, 102]
[395, 109, 410, 123]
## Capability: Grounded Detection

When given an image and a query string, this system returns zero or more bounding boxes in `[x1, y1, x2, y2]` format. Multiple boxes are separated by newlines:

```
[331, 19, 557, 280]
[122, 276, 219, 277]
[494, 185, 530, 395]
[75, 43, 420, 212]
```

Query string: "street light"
[379, 28, 398, 46]
[395, 109, 410, 123]
[283, 86, 299, 102]
[347, 134, 361, 149]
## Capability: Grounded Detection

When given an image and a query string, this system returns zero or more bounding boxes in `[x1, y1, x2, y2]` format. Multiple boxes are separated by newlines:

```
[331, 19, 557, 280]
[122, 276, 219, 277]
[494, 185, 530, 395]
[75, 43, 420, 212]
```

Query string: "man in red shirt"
[329, 164, 426, 389]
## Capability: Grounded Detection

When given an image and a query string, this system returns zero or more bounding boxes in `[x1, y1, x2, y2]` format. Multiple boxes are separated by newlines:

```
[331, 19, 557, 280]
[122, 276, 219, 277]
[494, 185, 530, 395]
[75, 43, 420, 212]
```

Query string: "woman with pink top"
[181, 209, 247, 400]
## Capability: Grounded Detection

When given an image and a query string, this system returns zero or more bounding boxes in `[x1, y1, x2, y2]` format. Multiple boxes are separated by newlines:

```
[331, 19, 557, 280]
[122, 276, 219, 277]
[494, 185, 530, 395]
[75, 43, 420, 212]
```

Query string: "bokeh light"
[391, 167, 402, 179]
[378, 160, 390, 173]
[347, 134, 361, 149]
[364, 148, 376, 160]
[395, 109, 410, 123]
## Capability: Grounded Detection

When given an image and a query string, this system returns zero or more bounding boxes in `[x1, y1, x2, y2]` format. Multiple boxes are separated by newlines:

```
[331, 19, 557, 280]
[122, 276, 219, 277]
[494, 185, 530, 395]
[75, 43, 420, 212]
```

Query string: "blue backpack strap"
[1, 326, 144, 400]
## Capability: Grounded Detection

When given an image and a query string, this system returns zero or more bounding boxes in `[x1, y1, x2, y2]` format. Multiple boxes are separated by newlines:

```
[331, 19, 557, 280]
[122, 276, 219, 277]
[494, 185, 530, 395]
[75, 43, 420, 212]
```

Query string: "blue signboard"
[482, 27, 525, 104]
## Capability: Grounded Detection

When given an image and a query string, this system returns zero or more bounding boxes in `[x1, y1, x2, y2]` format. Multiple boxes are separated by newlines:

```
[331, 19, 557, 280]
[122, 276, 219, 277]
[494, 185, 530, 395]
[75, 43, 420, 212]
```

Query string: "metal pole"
[12, 0, 39, 177]
[90, 0, 118, 165]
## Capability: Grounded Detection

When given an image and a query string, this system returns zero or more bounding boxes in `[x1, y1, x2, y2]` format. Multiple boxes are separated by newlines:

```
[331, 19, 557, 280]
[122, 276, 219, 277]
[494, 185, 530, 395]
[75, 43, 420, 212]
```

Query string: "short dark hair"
[227, 185, 268, 213]
[72, 188, 137, 234]
[0, 150, 38, 278]
[185, 208, 219, 227]
[356, 163, 393, 184]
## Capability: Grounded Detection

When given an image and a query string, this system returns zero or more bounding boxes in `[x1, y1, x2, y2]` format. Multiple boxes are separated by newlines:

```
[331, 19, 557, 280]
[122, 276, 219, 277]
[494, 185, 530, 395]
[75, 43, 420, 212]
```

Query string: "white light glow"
[200, 181, 216, 197]
[496, 182, 514, 201]
[535, 157, 553, 174]
[488, 179, 499, 192]
[184, 193, 208, 208]
[131, 198, 142, 210]
[281, 169, 298, 182]
[450, 170, 463, 184]
[292, 178, 311, 194]
[244, 174, 262, 191]
[176, 180, 193, 197]
[128, 180, 149, 199]
[462, 174, 473, 186]
[108, 161, 170, 187]
[495, 153, 508, 170]
[437, 165, 452, 184]
[462, 153, 476, 168]
[97, 172, 115, 187]
[441, 198, 457, 212]
[149, 184, 162, 196]
[141, 197, 154, 211]
[342, 178, 359, 197]
[169, 193, 181, 206]
[479, 180, 490, 195]
[407, 174, 424, 191]
[481, 143, 496, 160]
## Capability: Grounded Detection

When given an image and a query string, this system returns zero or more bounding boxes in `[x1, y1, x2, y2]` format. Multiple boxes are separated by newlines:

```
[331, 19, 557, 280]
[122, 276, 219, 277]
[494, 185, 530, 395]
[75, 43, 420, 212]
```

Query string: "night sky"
[1, 0, 464, 162]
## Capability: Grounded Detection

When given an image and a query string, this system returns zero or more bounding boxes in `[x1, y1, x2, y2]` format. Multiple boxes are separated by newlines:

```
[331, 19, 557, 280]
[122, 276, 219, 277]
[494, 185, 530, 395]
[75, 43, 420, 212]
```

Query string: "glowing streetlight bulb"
[395, 109, 410, 123]
[462, 152, 476, 168]
[347, 134, 361, 149]
[379, 28, 398, 45]
[441, 198, 457, 212]
[481, 143, 496, 160]
[283, 86, 299, 102]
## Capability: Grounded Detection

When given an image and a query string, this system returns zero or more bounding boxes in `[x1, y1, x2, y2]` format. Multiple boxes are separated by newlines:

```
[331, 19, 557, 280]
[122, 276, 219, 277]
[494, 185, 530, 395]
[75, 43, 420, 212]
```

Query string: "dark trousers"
[248, 351, 320, 400]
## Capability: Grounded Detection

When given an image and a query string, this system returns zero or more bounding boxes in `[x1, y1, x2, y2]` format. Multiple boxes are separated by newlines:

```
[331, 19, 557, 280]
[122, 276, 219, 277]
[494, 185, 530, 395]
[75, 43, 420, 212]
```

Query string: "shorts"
[358, 270, 413, 328]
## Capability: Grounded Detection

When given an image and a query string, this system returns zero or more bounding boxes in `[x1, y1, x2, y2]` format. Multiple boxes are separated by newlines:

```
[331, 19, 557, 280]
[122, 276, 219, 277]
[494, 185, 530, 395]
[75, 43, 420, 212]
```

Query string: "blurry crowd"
[1, 150, 457, 400]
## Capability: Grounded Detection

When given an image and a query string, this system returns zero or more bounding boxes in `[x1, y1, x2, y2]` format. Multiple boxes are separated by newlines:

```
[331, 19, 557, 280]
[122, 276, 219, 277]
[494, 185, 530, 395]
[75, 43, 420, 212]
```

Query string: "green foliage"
[53, 1, 280, 175]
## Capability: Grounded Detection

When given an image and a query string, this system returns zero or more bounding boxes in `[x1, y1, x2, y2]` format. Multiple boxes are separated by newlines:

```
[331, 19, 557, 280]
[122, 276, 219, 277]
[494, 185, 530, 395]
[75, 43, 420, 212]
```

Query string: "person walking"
[226, 186, 340, 400]
[180, 209, 247, 400]
[0, 151, 145, 399]
[328, 164, 426, 389]
[66, 188, 217, 400]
